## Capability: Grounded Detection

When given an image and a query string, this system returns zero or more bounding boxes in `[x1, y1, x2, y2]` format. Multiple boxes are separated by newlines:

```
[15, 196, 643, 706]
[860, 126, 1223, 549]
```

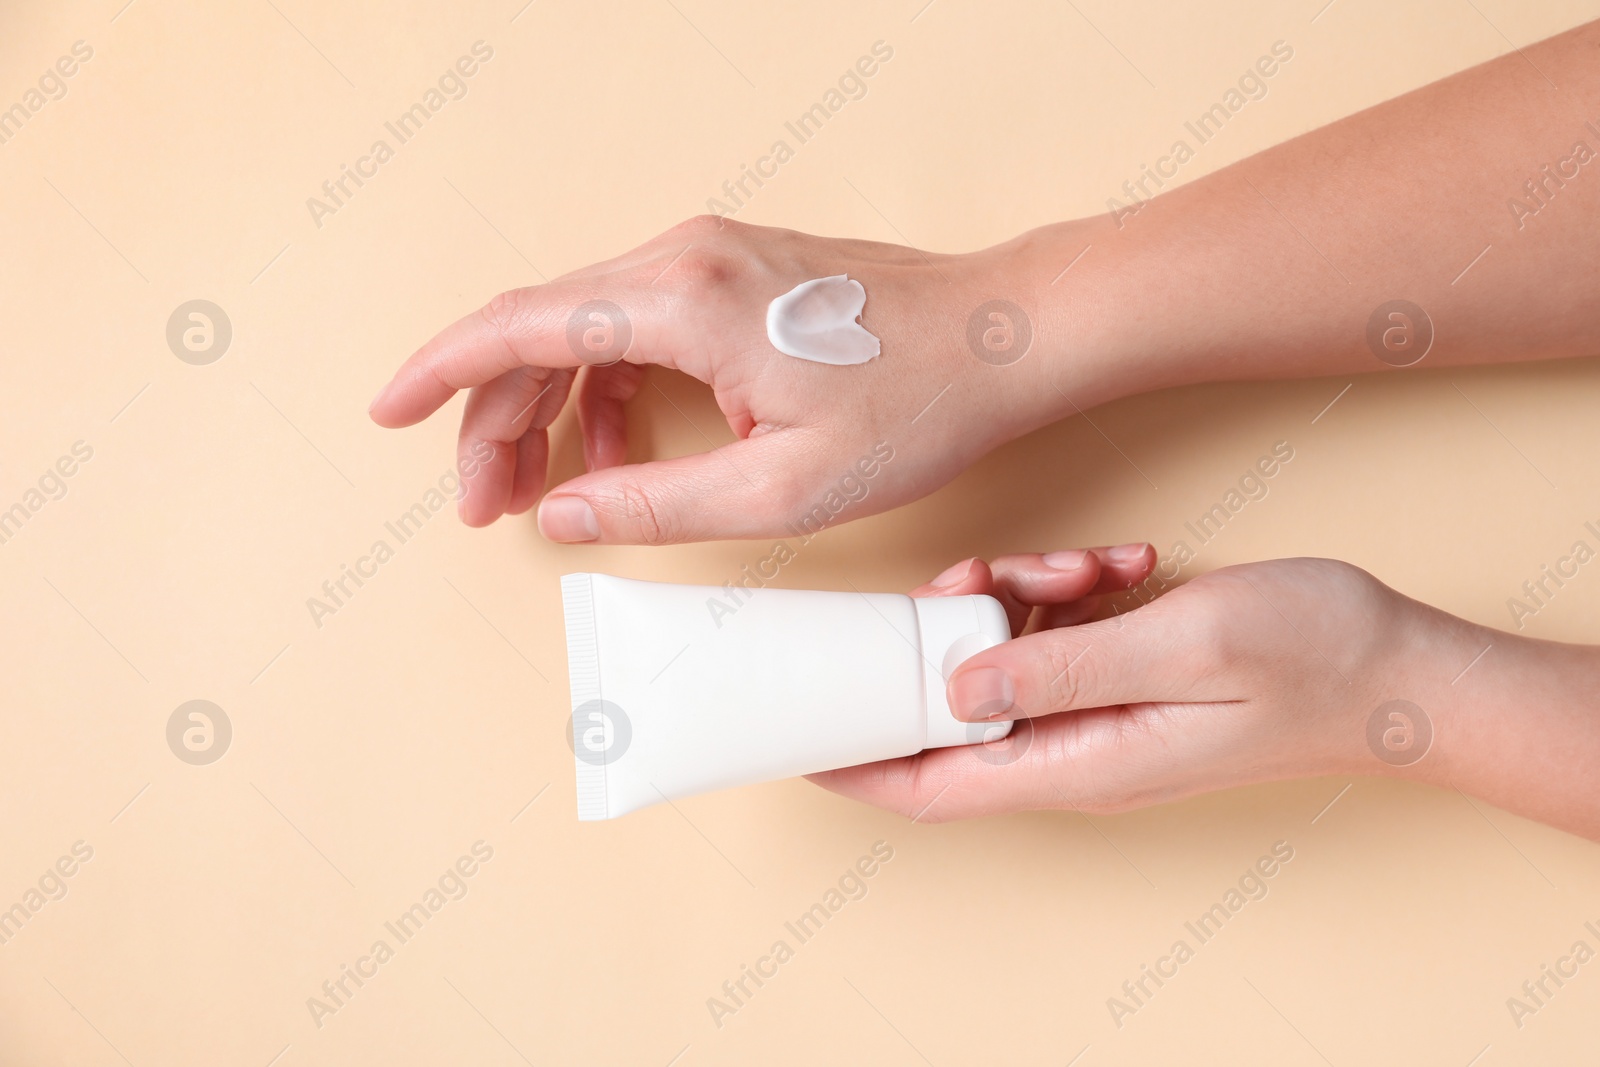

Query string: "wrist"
[1350, 594, 1600, 838]
[972, 215, 1176, 431]
[1420, 626, 1600, 837]
[1354, 602, 1494, 785]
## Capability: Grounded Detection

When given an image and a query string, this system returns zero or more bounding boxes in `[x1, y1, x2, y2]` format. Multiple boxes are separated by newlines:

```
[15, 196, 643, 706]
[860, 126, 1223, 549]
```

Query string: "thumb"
[945, 598, 1218, 722]
[535, 428, 829, 544]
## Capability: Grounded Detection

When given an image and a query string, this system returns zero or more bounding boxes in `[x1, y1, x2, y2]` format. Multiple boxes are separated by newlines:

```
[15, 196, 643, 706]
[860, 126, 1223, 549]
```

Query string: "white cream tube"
[561, 573, 1013, 820]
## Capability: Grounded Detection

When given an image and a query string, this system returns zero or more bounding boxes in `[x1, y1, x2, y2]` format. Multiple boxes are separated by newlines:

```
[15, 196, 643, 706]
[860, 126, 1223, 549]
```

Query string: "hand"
[368, 215, 1075, 544]
[809, 553, 1465, 822]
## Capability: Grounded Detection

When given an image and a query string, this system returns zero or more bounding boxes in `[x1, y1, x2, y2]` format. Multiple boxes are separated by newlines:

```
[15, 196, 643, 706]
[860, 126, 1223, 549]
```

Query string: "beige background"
[4, 0, 1600, 1063]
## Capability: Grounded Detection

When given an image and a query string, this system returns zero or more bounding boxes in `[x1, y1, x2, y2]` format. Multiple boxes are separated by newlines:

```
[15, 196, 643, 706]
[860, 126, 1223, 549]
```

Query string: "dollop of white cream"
[765, 275, 881, 365]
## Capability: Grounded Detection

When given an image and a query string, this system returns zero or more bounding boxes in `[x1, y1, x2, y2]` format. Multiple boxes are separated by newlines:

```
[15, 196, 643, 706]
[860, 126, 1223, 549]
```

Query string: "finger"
[576, 362, 648, 472]
[457, 368, 573, 527]
[910, 557, 992, 597]
[1031, 543, 1156, 628]
[534, 428, 817, 545]
[985, 551, 1103, 634]
[945, 595, 1213, 722]
[505, 427, 550, 516]
[808, 696, 1209, 822]
[806, 718, 1063, 823]
[914, 557, 1035, 642]
[369, 281, 671, 428]
[914, 550, 1145, 638]
[1087, 543, 1158, 594]
[912, 554, 1103, 637]
[460, 365, 572, 452]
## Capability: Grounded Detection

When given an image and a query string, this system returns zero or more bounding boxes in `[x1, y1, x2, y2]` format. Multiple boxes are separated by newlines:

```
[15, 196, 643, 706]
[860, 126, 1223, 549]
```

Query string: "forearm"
[1008, 18, 1600, 413]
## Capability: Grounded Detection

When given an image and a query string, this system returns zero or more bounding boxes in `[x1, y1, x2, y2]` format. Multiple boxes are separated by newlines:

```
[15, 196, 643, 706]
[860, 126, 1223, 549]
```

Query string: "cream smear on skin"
[765, 275, 881, 365]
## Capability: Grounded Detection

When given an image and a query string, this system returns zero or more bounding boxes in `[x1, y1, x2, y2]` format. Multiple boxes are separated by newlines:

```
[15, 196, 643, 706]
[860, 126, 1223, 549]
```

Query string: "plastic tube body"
[561, 573, 1010, 820]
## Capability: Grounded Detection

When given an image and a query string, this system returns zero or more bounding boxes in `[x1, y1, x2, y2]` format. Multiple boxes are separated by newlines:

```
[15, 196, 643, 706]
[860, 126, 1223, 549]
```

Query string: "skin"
[371, 21, 1600, 836]
[810, 551, 1600, 842]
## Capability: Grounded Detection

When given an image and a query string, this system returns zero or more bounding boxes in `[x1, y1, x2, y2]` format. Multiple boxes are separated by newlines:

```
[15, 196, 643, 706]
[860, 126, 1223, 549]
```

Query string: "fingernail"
[929, 558, 975, 588]
[1042, 549, 1088, 570]
[537, 496, 600, 543]
[1107, 542, 1148, 562]
[949, 665, 1015, 721]
[367, 383, 389, 414]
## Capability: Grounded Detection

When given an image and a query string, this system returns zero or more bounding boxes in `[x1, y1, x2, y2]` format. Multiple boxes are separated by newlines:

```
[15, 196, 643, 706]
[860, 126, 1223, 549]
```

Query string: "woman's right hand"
[368, 215, 1086, 544]
[810, 553, 1490, 824]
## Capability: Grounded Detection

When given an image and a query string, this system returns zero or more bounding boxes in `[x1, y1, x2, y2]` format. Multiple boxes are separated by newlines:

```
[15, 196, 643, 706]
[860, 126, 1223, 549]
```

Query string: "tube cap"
[913, 594, 1014, 750]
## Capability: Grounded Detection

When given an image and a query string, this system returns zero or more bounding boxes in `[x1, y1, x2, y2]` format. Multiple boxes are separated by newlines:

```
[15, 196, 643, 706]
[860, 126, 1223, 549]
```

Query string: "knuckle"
[1160, 574, 1246, 667]
[906, 770, 952, 824]
[1310, 557, 1386, 601]
[1041, 638, 1087, 710]
[649, 217, 746, 291]
[1185, 598, 1237, 670]
[479, 288, 535, 352]
[612, 483, 676, 545]
[674, 213, 735, 237]
[771, 474, 819, 528]
[669, 246, 738, 290]
[596, 361, 644, 400]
